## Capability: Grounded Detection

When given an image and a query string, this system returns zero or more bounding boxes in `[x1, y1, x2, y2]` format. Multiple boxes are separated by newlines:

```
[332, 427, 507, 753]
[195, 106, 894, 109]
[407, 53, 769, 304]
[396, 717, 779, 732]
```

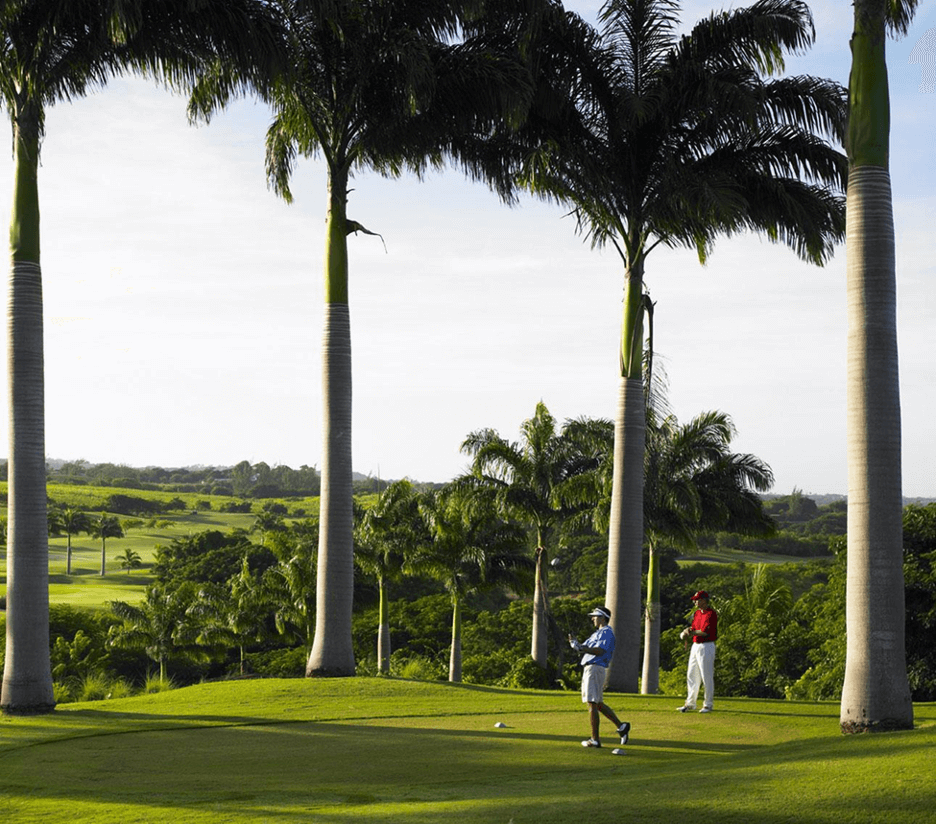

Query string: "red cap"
[691, 590, 709, 600]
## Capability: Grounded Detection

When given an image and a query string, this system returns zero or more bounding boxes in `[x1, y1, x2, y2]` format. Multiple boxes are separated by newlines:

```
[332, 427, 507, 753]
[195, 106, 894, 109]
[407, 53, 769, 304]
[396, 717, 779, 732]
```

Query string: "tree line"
[1, 0, 919, 736]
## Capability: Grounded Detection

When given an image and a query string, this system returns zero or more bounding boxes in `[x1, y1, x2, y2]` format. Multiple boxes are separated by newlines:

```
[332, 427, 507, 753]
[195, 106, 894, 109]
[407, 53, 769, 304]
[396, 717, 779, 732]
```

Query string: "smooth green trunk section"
[619, 262, 645, 378]
[9, 105, 41, 264]
[323, 168, 350, 305]
[847, 1, 890, 168]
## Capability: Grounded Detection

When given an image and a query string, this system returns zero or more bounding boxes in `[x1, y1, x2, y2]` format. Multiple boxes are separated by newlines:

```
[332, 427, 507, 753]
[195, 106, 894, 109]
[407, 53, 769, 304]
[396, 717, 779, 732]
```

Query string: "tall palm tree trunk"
[100, 537, 107, 576]
[641, 541, 661, 694]
[2, 104, 55, 714]
[307, 167, 356, 677]
[840, 0, 913, 732]
[377, 577, 391, 674]
[531, 545, 548, 667]
[66, 535, 73, 576]
[449, 596, 463, 683]
[605, 262, 646, 692]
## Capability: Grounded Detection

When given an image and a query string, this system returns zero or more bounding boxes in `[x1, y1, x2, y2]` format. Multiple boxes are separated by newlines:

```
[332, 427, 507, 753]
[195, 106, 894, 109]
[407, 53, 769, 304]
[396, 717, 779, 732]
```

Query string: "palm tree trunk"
[841, 166, 912, 730]
[605, 260, 646, 692]
[377, 576, 391, 674]
[307, 166, 356, 677]
[449, 596, 462, 683]
[100, 537, 107, 577]
[66, 535, 73, 576]
[641, 540, 661, 694]
[530, 546, 548, 668]
[2, 102, 55, 714]
[839, 0, 913, 733]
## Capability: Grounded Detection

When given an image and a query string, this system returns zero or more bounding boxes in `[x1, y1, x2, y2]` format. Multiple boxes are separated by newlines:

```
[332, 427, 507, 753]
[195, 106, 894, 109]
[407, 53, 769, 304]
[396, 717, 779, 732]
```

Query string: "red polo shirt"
[691, 606, 717, 643]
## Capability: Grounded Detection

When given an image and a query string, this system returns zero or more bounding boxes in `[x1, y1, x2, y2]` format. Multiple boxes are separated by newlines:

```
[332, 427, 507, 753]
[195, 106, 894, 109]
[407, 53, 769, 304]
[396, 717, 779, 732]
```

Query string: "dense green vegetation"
[2, 472, 934, 705]
[1, 679, 934, 824]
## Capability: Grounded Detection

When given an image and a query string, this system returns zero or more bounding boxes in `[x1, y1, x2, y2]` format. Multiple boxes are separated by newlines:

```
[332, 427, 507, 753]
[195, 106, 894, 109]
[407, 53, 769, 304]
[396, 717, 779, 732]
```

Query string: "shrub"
[243, 647, 306, 678]
[143, 674, 177, 694]
[502, 656, 554, 690]
[390, 652, 445, 681]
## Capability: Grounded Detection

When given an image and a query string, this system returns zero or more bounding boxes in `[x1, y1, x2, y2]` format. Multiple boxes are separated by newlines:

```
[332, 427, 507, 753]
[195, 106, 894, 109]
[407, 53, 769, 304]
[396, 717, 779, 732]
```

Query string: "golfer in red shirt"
[677, 590, 718, 713]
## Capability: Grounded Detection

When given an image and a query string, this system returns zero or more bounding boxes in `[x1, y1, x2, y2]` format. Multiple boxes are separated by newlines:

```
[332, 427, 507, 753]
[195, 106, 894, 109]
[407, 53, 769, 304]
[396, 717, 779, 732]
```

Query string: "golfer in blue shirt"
[569, 606, 631, 749]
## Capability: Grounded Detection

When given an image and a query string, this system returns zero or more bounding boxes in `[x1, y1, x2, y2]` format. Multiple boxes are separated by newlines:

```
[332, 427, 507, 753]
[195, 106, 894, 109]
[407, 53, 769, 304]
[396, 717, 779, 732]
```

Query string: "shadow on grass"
[4, 718, 936, 824]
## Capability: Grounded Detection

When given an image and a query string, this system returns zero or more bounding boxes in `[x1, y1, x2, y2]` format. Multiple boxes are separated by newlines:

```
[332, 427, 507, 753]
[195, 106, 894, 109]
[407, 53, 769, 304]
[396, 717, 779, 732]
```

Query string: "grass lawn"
[1, 679, 933, 823]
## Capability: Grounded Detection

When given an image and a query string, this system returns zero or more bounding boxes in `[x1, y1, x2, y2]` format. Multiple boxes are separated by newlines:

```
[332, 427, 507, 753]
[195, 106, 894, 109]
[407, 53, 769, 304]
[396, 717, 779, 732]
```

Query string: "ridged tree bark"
[306, 171, 355, 677]
[839, 0, 914, 733]
[2, 101, 55, 714]
[604, 254, 646, 692]
[530, 546, 548, 666]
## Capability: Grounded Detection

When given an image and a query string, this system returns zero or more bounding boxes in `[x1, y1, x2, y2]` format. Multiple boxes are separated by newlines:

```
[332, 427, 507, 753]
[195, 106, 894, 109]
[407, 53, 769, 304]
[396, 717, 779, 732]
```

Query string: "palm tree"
[0, 0, 285, 714]
[840, 0, 917, 733]
[460, 402, 602, 669]
[355, 480, 422, 674]
[408, 486, 531, 682]
[640, 411, 774, 693]
[109, 584, 206, 682]
[514, 0, 847, 690]
[92, 515, 124, 577]
[189, 0, 534, 678]
[61, 508, 92, 576]
[115, 548, 144, 576]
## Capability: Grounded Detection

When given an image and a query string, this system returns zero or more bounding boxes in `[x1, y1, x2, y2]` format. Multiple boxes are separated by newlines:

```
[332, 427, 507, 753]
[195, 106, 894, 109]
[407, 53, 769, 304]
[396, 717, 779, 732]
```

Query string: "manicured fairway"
[1, 679, 933, 823]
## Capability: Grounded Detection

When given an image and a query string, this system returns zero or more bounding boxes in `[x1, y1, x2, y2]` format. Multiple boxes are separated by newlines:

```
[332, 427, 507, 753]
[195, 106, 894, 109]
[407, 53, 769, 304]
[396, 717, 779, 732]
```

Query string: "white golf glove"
[680, 628, 690, 641]
[570, 638, 582, 652]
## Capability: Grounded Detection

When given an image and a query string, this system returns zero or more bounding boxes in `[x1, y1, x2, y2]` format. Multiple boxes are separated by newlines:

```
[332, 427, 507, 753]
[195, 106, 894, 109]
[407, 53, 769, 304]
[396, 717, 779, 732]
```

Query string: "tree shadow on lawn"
[6, 719, 935, 823]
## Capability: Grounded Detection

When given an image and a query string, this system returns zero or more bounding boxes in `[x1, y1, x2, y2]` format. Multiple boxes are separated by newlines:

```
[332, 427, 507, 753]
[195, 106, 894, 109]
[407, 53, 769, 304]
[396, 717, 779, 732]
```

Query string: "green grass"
[1, 679, 933, 823]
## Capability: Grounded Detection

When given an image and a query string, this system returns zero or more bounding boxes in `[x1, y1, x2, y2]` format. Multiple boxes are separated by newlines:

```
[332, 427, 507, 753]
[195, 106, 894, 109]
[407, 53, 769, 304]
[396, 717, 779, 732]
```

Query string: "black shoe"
[617, 722, 631, 746]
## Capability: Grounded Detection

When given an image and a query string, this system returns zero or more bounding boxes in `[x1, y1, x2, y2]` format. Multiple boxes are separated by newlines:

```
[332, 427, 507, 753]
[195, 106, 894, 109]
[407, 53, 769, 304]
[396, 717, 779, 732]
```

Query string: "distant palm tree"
[93, 515, 124, 577]
[840, 0, 917, 732]
[461, 402, 603, 669]
[61, 509, 92, 576]
[408, 486, 531, 682]
[189, 0, 534, 677]
[0, 0, 285, 715]
[514, 0, 847, 690]
[115, 548, 144, 576]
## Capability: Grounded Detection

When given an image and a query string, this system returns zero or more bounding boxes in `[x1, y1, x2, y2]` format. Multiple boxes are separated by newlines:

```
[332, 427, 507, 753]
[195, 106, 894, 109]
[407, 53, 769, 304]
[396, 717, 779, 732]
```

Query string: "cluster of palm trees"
[1, 0, 917, 733]
[355, 399, 774, 687]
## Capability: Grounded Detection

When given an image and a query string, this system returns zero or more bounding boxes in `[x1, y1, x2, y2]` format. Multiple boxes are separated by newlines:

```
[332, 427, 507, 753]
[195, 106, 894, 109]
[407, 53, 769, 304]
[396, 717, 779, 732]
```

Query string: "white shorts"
[581, 664, 607, 704]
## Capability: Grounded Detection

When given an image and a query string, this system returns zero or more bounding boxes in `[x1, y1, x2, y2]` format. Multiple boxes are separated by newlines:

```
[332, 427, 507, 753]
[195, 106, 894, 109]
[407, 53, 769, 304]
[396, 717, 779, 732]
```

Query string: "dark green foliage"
[903, 504, 936, 700]
[104, 494, 167, 515]
[153, 530, 277, 586]
[243, 647, 306, 678]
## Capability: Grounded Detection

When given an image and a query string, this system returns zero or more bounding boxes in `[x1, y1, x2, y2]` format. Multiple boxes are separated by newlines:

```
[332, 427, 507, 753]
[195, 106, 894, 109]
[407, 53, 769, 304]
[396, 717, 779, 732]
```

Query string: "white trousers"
[686, 641, 716, 709]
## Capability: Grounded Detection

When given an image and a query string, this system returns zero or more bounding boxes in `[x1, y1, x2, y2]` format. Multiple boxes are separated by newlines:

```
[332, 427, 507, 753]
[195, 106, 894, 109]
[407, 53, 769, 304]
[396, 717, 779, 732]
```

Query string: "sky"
[1, 1, 934, 497]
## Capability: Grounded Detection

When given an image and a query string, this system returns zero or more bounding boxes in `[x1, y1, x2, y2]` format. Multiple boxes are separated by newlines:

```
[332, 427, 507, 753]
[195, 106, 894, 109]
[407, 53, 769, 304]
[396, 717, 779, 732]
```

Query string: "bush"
[390, 652, 445, 681]
[502, 656, 554, 690]
[243, 647, 306, 678]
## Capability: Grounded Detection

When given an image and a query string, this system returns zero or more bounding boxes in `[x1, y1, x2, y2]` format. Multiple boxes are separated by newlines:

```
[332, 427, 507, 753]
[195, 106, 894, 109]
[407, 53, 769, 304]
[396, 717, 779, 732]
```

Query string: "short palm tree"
[460, 402, 603, 669]
[61, 508, 92, 576]
[189, 0, 534, 678]
[514, 0, 847, 690]
[640, 410, 774, 692]
[92, 515, 124, 577]
[115, 548, 144, 576]
[109, 584, 206, 683]
[408, 486, 531, 682]
[840, 0, 917, 732]
[355, 480, 422, 674]
[0, 0, 285, 714]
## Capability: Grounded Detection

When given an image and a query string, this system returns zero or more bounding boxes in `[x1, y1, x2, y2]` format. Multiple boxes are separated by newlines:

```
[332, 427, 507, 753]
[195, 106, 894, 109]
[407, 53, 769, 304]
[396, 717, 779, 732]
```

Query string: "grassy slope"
[1, 679, 933, 823]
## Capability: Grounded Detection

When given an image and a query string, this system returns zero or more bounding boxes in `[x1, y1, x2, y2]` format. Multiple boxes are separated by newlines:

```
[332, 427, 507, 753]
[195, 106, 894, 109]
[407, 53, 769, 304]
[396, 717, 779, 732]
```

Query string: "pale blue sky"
[2, 1, 934, 496]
